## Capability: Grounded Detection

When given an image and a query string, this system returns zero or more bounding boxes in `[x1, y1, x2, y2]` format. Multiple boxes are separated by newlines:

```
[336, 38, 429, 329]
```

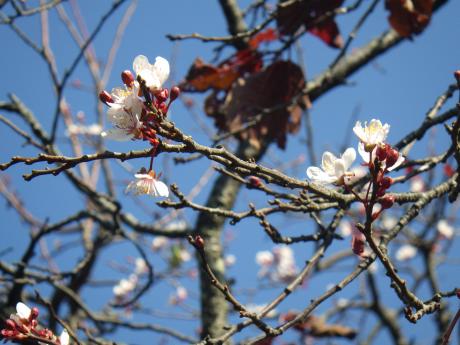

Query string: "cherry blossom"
[101, 83, 144, 141]
[437, 219, 454, 239]
[59, 329, 70, 345]
[125, 171, 169, 197]
[353, 119, 390, 147]
[306, 147, 356, 185]
[395, 244, 417, 261]
[133, 55, 170, 91]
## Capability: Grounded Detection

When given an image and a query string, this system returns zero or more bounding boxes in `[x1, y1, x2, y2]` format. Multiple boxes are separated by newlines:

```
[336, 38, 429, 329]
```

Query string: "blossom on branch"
[357, 142, 404, 171]
[306, 148, 356, 185]
[353, 119, 390, 148]
[101, 82, 144, 141]
[125, 171, 169, 198]
[133, 55, 170, 91]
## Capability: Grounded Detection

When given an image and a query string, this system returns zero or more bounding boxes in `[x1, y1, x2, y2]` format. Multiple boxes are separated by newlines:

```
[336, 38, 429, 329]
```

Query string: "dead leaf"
[215, 60, 309, 150]
[385, 0, 433, 37]
[276, 0, 344, 48]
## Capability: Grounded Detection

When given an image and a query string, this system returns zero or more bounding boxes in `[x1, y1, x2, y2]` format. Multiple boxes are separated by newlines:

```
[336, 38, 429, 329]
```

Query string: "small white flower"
[353, 119, 390, 146]
[255, 251, 274, 266]
[357, 142, 404, 171]
[134, 258, 148, 275]
[59, 329, 70, 345]
[66, 123, 102, 137]
[152, 236, 168, 251]
[179, 248, 191, 262]
[437, 220, 454, 239]
[381, 215, 398, 231]
[224, 254, 236, 267]
[410, 178, 425, 192]
[102, 83, 144, 141]
[306, 148, 356, 185]
[16, 302, 31, 319]
[133, 55, 170, 91]
[125, 171, 169, 197]
[339, 220, 353, 237]
[169, 286, 188, 305]
[273, 246, 298, 281]
[395, 244, 417, 261]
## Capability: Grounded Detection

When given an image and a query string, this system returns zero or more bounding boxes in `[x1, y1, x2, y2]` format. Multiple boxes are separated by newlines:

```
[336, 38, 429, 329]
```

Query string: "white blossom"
[134, 258, 148, 275]
[133, 55, 170, 91]
[255, 251, 274, 266]
[16, 302, 31, 319]
[102, 83, 144, 141]
[224, 254, 236, 267]
[410, 178, 425, 192]
[306, 147, 356, 185]
[179, 248, 191, 262]
[273, 246, 298, 281]
[66, 123, 102, 137]
[437, 219, 454, 239]
[59, 329, 70, 345]
[339, 220, 353, 237]
[169, 286, 188, 305]
[113, 274, 138, 298]
[152, 236, 168, 251]
[353, 119, 390, 146]
[395, 244, 417, 261]
[125, 171, 169, 197]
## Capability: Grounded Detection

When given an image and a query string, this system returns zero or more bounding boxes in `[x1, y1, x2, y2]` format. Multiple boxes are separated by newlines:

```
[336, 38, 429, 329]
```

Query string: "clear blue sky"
[1, 1, 459, 343]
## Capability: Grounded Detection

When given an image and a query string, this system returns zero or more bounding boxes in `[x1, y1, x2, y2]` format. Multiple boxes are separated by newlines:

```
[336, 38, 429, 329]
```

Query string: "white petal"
[358, 142, 370, 163]
[59, 329, 70, 345]
[334, 159, 346, 178]
[133, 55, 150, 75]
[101, 128, 132, 141]
[139, 69, 161, 90]
[16, 302, 31, 319]
[306, 167, 336, 184]
[152, 180, 169, 197]
[321, 151, 338, 175]
[387, 153, 405, 171]
[353, 121, 366, 142]
[153, 56, 170, 86]
[341, 147, 356, 170]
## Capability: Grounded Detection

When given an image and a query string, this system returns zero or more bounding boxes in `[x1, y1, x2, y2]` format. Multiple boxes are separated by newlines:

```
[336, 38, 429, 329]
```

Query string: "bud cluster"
[1, 303, 68, 345]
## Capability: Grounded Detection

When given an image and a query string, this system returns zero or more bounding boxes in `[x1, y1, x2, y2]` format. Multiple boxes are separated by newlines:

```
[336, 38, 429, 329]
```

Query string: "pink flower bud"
[248, 176, 262, 188]
[194, 235, 205, 249]
[380, 176, 393, 190]
[385, 147, 400, 168]
[376, 187, 386, 198]
[351, 230, 366, 256]
[99, 90, 113, 105]
[30, 307, 39, 320]
[121, 70, 134, 87]
[170, 86, 181, 101]
[454, 70, 460, 83]
[5, 319, 16, 330]
[376, 144, 388, 161]
[156, 89, 169, 103]
[379, 195, 395, 209]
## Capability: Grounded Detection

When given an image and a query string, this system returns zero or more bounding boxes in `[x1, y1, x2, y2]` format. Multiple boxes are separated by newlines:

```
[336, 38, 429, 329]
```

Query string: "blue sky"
[1, 1, 460, 344]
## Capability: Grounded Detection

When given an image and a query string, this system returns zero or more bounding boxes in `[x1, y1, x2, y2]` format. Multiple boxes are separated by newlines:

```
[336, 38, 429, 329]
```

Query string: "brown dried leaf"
[217, 60, 309, 150]
[385, 0, 433, 37]
[276, 0, 344, 48]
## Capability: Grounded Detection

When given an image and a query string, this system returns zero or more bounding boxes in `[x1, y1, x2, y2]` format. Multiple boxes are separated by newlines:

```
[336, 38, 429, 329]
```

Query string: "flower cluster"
[256, 246, 298, 282]
[307, 119, 406, 256]
[1, 302, 69, 345]
[100, 55, 180, 198]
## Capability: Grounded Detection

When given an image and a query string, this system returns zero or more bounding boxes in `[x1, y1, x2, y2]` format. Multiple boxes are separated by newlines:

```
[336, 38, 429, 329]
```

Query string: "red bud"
[454, 70, 460, 84]
[155, 89, 169, 103]
[121, 70, 134, 87]
[170, 86, 181, 101]
[99, 90, 113, 105]
[380, 176, 393, 190]
[379, 195, 395, 209]
[30, 307, 39, 320]
[385, 147, 399, 168]
[376, 144, 388, 161]
[194, 235, 205, 249]
[376, 187, 386, 198]
[248, 176, 262, 188]
[5, 319, 16, 330]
